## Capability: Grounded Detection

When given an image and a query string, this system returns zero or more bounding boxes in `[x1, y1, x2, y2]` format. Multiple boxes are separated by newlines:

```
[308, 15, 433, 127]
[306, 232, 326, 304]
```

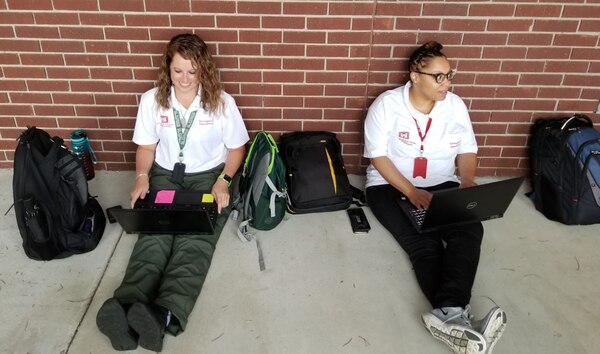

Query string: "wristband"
[136, 173, 148, 179]
[218, 173, 232, 187]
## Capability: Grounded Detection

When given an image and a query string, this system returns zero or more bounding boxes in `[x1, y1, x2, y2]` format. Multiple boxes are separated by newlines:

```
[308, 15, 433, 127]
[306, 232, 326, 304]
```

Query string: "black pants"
[366, 183, 483, 309]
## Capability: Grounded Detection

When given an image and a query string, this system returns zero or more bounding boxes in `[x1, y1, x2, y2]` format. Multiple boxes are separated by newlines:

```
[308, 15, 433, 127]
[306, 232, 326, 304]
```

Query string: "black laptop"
[396, 177, 525, 233]
[111, 189, 218, 234]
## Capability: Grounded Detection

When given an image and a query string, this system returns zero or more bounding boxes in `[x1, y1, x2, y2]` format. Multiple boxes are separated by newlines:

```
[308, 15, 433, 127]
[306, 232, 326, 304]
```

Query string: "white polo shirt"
[133, 86, 249, 173]
[364, 81, 478, 188]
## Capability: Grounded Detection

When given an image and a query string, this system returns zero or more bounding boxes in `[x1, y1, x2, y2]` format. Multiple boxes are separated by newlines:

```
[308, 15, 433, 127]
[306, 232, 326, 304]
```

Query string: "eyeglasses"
[414, 69, 456, 84]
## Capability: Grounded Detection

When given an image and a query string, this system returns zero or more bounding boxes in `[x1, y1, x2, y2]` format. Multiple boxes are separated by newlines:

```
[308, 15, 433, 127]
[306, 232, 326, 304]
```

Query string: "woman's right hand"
[407, 188, 432, 210]
[130, 174, 150, 208]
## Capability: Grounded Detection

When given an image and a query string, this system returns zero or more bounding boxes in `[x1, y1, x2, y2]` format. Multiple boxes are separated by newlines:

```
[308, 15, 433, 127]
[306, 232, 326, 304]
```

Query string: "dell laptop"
[396, 177, 525, 233]
[111, 189, 218, 234]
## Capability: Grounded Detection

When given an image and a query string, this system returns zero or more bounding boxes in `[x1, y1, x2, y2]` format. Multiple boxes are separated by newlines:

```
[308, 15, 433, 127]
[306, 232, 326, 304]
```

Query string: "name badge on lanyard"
[412, 117, 432, 179]
[169, 108, 197, 184]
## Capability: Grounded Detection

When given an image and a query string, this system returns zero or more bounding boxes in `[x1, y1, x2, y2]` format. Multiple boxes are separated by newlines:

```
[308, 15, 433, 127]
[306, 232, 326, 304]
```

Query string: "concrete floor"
[1, 169, 599, 354]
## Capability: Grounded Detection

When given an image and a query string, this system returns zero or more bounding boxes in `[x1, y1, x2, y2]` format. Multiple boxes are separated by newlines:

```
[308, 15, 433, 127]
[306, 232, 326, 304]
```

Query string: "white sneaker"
[473, 307, 507, 353]
[422, 306, 487, 354]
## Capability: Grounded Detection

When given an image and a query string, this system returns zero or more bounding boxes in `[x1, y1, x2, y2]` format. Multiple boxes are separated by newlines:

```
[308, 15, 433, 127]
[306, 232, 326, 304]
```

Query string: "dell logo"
[466, 202, 478, 209]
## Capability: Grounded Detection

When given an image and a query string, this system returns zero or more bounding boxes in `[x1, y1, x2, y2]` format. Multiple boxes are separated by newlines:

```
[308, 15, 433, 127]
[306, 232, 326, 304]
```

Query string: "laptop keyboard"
[409, 208, 427, 226]
[136, 202, 217, 223]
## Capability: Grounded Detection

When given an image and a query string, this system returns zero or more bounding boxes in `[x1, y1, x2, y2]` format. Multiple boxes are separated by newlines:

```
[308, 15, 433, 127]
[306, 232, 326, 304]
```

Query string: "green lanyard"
[172, 108, 197, 162]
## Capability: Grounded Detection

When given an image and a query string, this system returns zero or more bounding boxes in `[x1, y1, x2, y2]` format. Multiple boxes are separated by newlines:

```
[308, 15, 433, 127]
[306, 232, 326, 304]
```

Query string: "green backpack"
[235, 131, 287, 242]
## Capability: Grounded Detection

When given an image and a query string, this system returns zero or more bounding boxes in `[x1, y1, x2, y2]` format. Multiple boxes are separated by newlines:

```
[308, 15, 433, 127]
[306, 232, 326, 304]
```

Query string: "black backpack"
[278, 131, 356, 214]
[529, 114, 600, 225]
[12, 127, 106, 260]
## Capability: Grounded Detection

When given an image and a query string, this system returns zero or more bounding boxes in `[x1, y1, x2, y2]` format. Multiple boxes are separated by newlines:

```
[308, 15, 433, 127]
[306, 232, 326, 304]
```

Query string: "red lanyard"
[413, 117, 432, 154]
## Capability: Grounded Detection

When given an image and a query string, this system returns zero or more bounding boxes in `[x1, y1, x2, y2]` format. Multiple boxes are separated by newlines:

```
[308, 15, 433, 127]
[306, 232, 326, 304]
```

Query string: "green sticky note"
[202, 194, 214, 203]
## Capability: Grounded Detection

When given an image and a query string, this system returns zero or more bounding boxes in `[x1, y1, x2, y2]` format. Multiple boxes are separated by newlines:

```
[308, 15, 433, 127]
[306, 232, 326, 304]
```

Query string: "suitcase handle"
[561, 114, 592, 131]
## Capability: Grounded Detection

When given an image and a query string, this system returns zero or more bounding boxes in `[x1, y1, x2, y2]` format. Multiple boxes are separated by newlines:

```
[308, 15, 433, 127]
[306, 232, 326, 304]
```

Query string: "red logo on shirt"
[399, 131, 409, 139]
[161, 115, 169, 123]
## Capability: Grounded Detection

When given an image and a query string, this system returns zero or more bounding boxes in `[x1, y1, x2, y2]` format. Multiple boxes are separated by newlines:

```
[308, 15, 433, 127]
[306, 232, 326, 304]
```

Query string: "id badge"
[169, 162, 186, 184]
[413, 157, 428, 179]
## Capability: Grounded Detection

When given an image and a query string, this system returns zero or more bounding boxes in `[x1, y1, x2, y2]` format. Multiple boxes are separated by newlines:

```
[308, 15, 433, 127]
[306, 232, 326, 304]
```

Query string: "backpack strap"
[351, 184, 367, 207]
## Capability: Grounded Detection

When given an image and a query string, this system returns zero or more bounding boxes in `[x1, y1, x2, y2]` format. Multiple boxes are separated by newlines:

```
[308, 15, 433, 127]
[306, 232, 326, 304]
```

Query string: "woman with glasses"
[363, 41, 506, 354]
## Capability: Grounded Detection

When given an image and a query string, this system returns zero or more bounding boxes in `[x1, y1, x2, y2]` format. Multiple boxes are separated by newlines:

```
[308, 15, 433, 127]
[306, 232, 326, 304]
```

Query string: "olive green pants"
[113, 163, 230, 335]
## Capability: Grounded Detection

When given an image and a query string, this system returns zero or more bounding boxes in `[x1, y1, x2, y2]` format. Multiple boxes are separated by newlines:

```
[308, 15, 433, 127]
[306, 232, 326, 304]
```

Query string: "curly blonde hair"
[155, 33, 223, 113]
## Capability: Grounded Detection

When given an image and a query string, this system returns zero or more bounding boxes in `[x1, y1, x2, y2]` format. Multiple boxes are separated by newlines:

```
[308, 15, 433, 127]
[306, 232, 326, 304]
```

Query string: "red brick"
[60, 26, 105, 40]
[64, 54, 108, 66]
[306, 72, 347, 84]
[27, 80, 70, 92]
[33, 105, 75, 116]
[423, 3, 469, 16]
[502, 61, 545, 72]
[241, 84, 282, 96]
[34, 13, 79, 26]
[108, 55, 152, 67]
[80, 13, 125, 26]
[571, 47, 600, 60]
[70, 81, 113, 92]
[0, 104, 34, 115]
[544, 61, 588, 73]
[242, 107, 281, 121]
[482, 47, 526, 59]
[302, 120, 344, 132]
[376, 2, 421, 16]
[305, 96, 344, 109]
[263, 96, 303, 108]
[471, 99, 515, 111]
[508, 33, 553, 46]
[95, 94, 138, 106]
[126, 15, 170, 27]
[217, 16, 260, 29]
[263, 71, 306, 84]
[307, 45, 349, 58]
[463, 33, 509, 46]
[0, 79, 26, 90]
[240, 57, 282, 69]
[553, 34, 598, 47]
[282, 108, 323, 120]
[395, 18, 440, 31]
[487, 19, 533, 32]
[283, 58, 324, 70]
[307, 18, 351, 30]
[533, 20, 579, 32]
[52, 93, 95, 105]
[240, 30, 282, 43]
[6, 0, 53, 10]
[218, 43, 261, 56]
[283, 2, 328, 15]
[328, 31, 372, 44]
[170, 15, 215, 28]
[263, 16, 305, 29]
[0, 12, 33, 24]
[325, 84, 366, 97]
[113, 82, 154, 94]
[283, 84, 323, 96]
[580, 19, 600, 33]
[527, 47, 571, 60]
[263, 44, 305, 57]
[20, 53, 63, 66]
[562, 5, 600, 18]
[441, 18, 486, 32]
[15, 26, 59, 39]
[539, 87, 582, 99]
[41, 40, 85, 53]
[106, 28, 150, 41]
[284, 31, 326, 44]
[557, 100, 598, 112]
[469, 4, 516, 16]
[145, 0, 190, 12]
[238, 1, 282, 14]
[263, 119, 302, 133]
[513, 99, 557, 111]
[329, 2, 374, 16]
[191, 1, 235, 13]
[10, 92, 52, 104]
[518, 74, 562, 86]
[100, 0, 144, 11]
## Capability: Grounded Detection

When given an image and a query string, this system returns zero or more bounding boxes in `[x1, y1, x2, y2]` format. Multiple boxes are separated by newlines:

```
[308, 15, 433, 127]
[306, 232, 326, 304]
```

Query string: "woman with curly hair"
[364, 41, 506, 354]
[96, 33, 249, 352]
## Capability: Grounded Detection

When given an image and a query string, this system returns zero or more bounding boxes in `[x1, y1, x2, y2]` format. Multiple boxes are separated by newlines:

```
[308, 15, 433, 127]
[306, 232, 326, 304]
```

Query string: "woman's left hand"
[212, 179, 230, 213]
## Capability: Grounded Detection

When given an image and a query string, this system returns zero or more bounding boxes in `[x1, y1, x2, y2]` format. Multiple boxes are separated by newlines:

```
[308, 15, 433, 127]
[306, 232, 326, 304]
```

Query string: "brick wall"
[1, 0, 599, 176]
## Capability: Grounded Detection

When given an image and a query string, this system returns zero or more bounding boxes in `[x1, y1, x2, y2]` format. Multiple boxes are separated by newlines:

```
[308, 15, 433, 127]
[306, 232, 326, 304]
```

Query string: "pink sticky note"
[155, 190, 176, 204]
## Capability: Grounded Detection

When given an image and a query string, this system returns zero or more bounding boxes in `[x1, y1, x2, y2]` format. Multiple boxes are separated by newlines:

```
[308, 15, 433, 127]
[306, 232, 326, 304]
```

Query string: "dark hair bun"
[422, 41, 443, 52]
